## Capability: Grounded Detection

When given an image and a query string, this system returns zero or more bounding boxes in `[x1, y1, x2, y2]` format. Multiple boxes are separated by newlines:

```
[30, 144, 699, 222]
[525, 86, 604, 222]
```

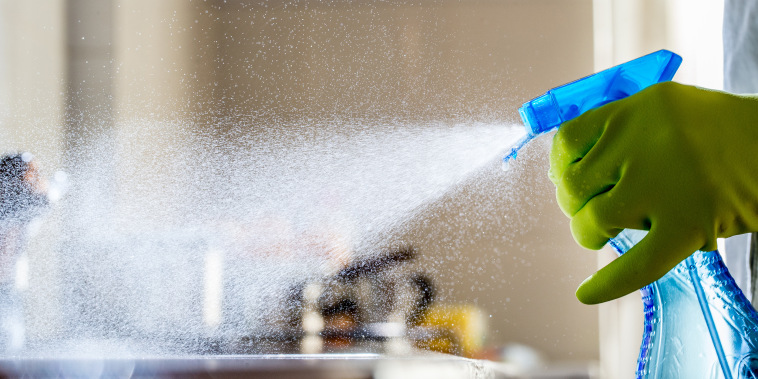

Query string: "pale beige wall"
[1, 0, 597, 360]
[0, 1, 65, 169]
[204, 0, 592, 124]
[111, 0, 209, 224]
[0, 0, 66, 340]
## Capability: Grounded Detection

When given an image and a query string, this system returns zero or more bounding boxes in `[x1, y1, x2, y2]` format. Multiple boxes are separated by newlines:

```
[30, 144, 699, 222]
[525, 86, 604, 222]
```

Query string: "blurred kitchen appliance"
[300, 247, 435, 354]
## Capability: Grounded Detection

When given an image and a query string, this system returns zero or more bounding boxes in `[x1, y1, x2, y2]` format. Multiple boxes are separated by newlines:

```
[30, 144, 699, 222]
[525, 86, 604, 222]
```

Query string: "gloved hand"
[549, 81, 758, 304]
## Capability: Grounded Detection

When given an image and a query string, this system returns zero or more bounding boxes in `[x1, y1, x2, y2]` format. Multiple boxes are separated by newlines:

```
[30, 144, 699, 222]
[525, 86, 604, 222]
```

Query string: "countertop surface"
[0, 353, 595, 379]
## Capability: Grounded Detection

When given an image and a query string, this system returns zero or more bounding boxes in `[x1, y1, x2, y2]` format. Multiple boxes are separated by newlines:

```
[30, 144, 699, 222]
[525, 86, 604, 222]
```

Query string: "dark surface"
[0, 353, 516, 379]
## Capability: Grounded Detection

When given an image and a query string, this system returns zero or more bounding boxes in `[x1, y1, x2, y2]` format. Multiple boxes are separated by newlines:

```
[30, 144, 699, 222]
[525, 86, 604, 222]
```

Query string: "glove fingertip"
[575, 274, 606, 305]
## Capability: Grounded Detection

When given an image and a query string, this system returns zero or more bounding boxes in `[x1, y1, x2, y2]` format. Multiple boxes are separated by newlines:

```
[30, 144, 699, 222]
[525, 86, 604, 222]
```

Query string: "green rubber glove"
[549, 82, 758, 304]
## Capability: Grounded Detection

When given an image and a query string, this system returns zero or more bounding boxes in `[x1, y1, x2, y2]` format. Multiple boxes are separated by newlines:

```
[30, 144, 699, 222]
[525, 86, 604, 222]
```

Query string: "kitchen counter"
[0, 353, 595, 379]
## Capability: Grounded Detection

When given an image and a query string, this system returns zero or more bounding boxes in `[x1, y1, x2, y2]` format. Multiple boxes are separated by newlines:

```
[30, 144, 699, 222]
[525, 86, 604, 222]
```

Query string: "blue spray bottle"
[508, 50, 758, 378]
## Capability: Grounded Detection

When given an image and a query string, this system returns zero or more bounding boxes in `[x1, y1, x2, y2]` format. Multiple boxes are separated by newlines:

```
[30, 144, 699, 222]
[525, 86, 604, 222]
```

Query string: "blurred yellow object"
[412, 304, 486, 358]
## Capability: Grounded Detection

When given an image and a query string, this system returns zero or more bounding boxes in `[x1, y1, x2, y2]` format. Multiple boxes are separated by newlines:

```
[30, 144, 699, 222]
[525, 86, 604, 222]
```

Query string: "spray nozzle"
[502, 49, 682, 170]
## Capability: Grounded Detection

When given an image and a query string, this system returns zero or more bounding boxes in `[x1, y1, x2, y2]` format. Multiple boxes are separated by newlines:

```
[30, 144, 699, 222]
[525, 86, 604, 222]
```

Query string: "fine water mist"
[0, 0, 601, 363]
[17, 119, 525, 356]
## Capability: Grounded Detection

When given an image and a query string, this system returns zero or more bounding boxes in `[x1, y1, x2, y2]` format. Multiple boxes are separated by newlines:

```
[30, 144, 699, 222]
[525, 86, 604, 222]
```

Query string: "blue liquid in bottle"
[612, 230, 758, 379]
[508, 50, 758, 378]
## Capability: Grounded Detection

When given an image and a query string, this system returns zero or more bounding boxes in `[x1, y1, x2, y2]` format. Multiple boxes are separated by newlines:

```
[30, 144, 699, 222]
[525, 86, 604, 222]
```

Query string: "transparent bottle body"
[611, 230, 758, 379]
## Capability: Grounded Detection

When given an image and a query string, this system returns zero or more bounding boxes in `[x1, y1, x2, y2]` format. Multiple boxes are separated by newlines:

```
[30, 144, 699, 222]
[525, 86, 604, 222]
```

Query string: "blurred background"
[0, 1, 723, 378]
